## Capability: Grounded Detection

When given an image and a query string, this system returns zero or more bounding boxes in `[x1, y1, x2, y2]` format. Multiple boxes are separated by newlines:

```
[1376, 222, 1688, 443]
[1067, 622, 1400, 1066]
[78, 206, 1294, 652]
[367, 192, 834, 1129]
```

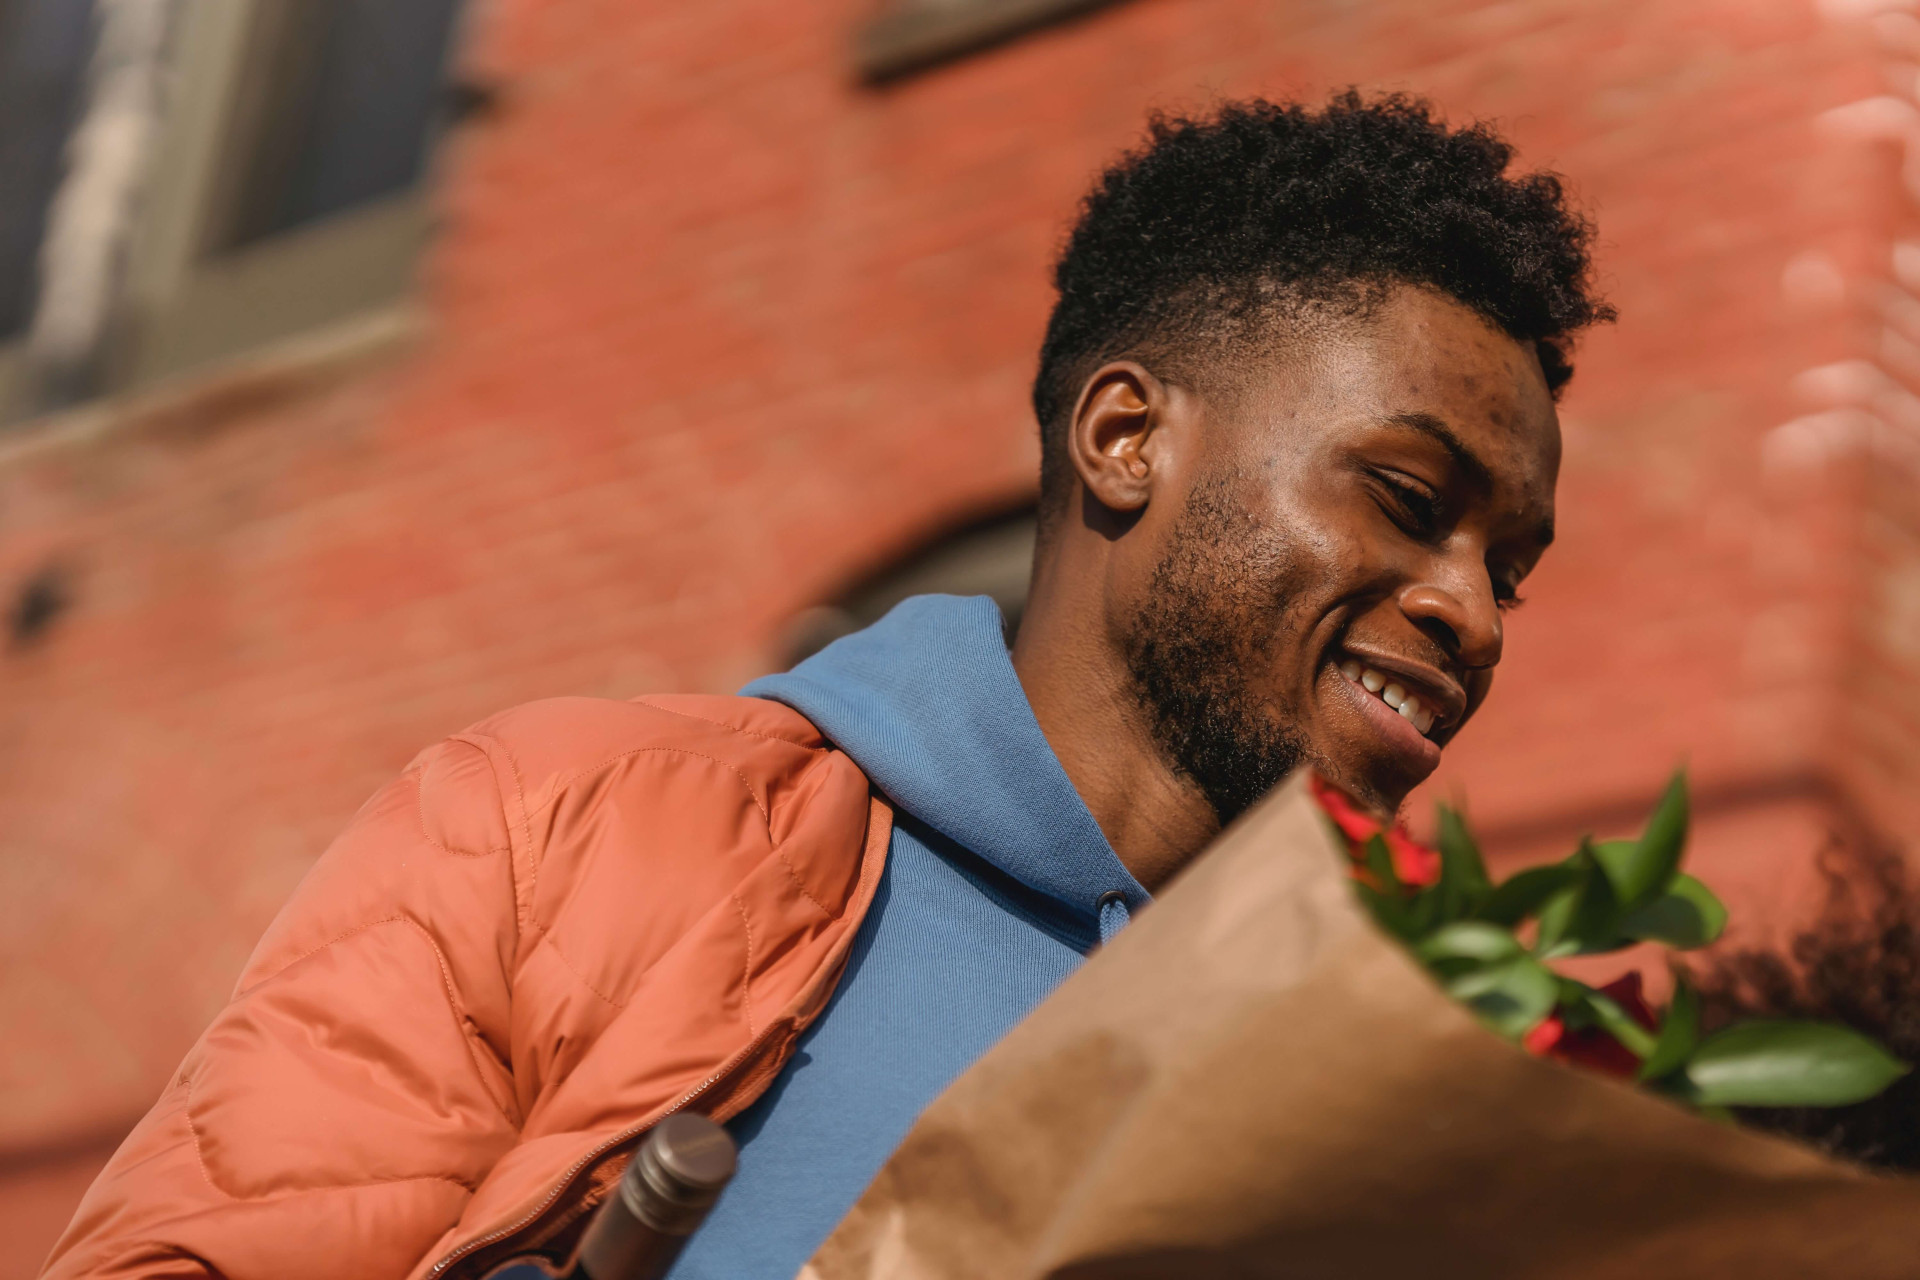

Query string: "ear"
[1066, 362, 1174, 516]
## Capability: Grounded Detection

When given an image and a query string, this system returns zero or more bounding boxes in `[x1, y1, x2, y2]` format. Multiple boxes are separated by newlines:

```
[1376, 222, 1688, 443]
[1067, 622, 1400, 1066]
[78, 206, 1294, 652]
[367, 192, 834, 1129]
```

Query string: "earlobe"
[1067, 362, 1164, 516]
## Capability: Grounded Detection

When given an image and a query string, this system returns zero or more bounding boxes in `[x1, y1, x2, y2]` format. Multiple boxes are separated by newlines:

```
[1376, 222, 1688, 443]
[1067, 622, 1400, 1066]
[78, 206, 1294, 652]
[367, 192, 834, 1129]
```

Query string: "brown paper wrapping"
[800, 774, 1920, 1280]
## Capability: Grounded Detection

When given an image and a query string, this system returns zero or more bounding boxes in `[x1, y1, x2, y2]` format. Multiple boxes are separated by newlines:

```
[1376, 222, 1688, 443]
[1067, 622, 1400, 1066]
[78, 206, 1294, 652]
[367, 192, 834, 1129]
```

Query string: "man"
[44, 92, 1607, 1279]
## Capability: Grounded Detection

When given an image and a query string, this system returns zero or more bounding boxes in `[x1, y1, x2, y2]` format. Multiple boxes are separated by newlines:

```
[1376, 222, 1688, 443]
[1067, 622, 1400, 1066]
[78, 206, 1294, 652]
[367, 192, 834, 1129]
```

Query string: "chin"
[1313, 753, 1413, 819]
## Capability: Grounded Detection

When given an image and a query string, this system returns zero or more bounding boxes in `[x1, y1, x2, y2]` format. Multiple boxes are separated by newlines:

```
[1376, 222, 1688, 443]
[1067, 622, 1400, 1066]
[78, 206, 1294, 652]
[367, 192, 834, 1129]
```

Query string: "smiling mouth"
[1337, 658, 1441, 739]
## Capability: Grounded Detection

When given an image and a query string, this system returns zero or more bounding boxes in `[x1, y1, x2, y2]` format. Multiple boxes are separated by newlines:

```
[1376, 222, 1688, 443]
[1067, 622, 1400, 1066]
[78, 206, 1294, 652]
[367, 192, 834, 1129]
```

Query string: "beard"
[1121, 474, 1316, 826]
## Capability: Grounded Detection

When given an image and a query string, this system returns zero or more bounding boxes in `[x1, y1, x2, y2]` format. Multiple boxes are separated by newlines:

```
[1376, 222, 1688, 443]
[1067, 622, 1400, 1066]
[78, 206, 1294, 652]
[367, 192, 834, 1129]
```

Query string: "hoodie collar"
[743, 595, 1149, 931]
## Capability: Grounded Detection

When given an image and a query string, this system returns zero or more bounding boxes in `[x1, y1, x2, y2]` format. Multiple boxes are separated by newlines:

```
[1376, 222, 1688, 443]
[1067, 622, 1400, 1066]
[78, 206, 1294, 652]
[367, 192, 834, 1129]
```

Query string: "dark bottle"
[564, 1113, 738, 1280]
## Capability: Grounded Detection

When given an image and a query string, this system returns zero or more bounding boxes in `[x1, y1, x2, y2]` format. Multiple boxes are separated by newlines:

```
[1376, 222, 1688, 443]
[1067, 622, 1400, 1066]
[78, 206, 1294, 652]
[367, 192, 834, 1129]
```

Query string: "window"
[202, 0, 465, 252]
[0, 0, 95, 341]
[0, 0, 470, 422]
[855, 0, 1127, 82]
[784, 504, 1038, 666]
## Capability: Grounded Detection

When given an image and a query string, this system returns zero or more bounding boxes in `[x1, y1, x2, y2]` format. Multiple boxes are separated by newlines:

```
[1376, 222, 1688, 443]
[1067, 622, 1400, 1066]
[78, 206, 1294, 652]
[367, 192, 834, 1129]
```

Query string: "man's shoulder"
[439, 693, 844, 817]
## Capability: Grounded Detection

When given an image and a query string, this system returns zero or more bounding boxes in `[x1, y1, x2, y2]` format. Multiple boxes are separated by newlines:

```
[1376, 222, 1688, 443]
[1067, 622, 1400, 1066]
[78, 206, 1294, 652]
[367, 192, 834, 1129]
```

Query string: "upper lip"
[1336, 646, 1469, 731]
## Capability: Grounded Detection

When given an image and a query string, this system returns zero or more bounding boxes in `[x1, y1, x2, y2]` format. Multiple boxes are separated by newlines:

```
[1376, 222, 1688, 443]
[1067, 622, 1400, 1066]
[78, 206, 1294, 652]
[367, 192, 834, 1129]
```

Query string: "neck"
[1010, 547, 1221, 893]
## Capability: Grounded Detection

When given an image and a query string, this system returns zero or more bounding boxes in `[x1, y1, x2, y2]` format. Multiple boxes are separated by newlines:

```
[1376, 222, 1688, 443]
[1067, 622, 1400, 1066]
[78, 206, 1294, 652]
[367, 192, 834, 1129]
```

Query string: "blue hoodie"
[655, 593, 1150, 1279]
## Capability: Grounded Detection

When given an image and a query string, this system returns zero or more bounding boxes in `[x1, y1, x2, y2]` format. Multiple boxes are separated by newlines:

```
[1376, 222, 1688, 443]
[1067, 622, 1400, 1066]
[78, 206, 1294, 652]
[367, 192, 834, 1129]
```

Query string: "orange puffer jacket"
[42, 694, 890, 1280]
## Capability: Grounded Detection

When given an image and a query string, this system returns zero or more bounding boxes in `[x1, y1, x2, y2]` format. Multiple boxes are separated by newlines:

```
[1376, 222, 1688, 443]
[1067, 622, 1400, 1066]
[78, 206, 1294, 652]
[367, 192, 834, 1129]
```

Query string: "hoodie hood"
[743, 594, 1148, 934]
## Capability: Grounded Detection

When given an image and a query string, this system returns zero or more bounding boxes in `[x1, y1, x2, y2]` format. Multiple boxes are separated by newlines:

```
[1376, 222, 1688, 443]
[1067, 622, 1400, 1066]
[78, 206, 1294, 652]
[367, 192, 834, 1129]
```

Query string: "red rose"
[1309, 773, 1441, 889]
[1384, 826, 1441, 888]
[1309, 773, 1381, 843]
[1522, 973, 1658, 1078]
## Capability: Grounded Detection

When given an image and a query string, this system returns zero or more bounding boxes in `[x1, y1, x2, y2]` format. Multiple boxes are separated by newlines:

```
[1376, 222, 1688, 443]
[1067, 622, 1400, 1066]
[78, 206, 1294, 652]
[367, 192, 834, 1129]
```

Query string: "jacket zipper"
[425, 1026, 782, 1278]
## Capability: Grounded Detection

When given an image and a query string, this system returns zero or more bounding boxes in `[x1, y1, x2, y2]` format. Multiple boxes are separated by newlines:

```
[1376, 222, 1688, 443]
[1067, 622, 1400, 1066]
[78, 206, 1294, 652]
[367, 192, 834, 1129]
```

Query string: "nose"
[1398, 566, 1504, 670]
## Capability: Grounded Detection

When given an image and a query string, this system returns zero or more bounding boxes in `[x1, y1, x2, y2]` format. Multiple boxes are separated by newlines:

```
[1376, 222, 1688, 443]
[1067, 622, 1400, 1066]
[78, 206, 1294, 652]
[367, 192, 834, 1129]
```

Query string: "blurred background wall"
[2, 0, 1918, 1272]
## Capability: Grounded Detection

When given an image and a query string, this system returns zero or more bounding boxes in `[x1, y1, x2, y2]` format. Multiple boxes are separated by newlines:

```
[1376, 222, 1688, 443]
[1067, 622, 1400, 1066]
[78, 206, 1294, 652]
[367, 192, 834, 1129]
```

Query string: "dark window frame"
[854, 0, 1128, 82]
[0, 0, 473, 421]
[0, 0, 99, 342]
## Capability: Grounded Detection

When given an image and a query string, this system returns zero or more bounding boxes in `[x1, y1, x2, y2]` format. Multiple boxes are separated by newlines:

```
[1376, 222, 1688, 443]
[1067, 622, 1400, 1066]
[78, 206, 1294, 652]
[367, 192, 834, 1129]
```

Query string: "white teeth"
[1342, 658, 1443, 739]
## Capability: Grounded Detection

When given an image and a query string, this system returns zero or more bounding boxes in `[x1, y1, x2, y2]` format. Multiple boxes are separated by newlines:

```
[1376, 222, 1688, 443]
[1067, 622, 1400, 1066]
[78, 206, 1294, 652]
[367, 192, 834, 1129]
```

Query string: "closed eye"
[1492, 567, 1527, 611]
[1371, 470, 1444, 541]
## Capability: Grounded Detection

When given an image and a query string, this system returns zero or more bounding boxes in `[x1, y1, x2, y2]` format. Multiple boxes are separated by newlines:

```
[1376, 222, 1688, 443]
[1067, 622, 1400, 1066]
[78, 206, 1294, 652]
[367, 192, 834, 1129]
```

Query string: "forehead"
[1224, 286, 1562, 508]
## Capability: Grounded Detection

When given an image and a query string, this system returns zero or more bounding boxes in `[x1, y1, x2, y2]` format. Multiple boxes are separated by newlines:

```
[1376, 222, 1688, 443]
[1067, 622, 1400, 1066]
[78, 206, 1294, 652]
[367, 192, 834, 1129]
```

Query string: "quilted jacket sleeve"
[40, 734, 529, 1280]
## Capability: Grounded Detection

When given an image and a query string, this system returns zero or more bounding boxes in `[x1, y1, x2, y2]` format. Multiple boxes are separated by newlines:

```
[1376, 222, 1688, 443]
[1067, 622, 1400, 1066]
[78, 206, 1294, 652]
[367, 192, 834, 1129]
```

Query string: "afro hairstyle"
[1031, 90, 1611, 518]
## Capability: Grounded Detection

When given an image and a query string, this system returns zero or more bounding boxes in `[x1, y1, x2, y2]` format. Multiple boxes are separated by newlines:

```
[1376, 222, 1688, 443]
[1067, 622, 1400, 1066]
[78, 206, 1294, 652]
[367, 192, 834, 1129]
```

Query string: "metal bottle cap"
[620, 1114, 738, 1236]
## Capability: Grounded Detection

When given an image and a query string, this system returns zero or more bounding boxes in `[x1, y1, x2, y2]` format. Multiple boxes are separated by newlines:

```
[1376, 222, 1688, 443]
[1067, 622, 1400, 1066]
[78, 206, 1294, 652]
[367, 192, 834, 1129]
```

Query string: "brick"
[0, 0, 1916, 1271]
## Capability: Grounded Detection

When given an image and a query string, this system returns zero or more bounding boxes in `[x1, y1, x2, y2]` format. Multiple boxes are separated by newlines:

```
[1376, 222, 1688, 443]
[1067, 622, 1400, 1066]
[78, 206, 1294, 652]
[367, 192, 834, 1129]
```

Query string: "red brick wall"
[4, 0, 1915, 1272]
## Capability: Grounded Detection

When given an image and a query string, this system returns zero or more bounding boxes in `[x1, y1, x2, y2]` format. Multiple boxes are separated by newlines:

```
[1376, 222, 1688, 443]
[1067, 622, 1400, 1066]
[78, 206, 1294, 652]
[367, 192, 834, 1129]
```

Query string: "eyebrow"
[1382, 411, 1555, 548]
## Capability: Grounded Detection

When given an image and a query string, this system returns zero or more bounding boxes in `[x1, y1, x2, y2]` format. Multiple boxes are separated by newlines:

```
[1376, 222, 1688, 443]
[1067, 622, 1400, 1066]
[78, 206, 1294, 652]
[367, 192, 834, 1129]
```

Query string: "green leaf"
[1446, 953, 1560, 1039]
[1534, 842, 1624, 959]
[1619, 874, 1728, 950]
[1353, 835, 1422, 940]
[1578, 983, 1658, 1059]
[1554, 976, 1600, 1021]
[1417, 921, 1523, 966]
[1601, 770, 1689, 910]
[1405, 875, 1455, 938]
[1638, 979, 1700, 1081]
[1353, 881, 1420, 943]
[1676, 1021, 1910, 1108]
[1478, 863, 1581, 927]
[1362, 833, 1401, 894]
[1590, 840, 1640, 895]
[1435, 805, 1492, 919]
[1532, 884, 1579, 958]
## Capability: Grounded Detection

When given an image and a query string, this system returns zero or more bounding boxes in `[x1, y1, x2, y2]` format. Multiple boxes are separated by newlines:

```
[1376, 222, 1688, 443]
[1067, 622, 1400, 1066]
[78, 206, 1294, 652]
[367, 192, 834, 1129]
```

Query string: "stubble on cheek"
[1120, 472, 1328, 824]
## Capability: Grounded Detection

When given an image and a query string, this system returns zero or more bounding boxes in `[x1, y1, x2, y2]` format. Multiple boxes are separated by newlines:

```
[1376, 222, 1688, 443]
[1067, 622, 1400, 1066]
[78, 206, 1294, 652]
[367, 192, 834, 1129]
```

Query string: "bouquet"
[1311, 771, 1909, 1114]
[804, 773, 1920, 1280]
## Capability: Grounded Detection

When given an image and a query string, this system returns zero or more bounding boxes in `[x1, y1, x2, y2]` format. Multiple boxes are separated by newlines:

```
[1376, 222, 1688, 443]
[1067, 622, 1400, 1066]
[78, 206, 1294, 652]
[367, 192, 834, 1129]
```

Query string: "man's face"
[1119, 285, 1561, 819]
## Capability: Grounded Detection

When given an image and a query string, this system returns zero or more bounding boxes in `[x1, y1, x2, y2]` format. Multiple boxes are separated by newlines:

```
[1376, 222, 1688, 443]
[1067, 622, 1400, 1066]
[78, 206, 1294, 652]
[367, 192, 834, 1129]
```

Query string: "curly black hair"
[1685, 838, 1920, 1173]
[1032, 90, 1612, 518]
